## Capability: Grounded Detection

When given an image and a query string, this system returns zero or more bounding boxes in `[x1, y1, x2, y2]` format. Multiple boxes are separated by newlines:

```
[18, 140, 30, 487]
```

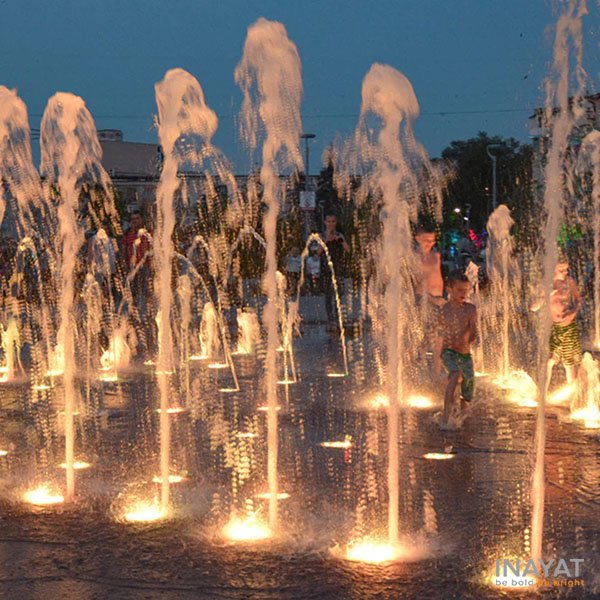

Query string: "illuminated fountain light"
[406, 394, 434, 409]
[547, 382, 577, 405]
[98, 368, 118, 382]
[122, 499, 168, 523]
[59, 461, 91, 470]
[258, 405, 281, 412]
[0, 373, 7, 383]
[0, 449, 8, 457]
[23, 485, 64, 506]
[219, 387, 239, 393]
[235, 432, 258, 439]
[494, 370, 538, 407]
[570, 405, 600, 429]
[423, 452, 455, 460]
[368, 393, 389, 409]
[341, 538, 409, 564]
[32, 383, 52, 391]
[189, 354, 208, 361]
[320, 436, 352, 449]
[155, 407, 186, 414]
[207, 362, 229, 370]
[255, 492, 290, 500]
[222, 514, 272, 541]
[326, 372, 348, 379]
[152, 474, 186, 484]
[277, 378, 295, 385]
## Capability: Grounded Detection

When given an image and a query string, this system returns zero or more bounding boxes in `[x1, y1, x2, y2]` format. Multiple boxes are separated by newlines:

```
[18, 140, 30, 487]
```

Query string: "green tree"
[440, 131, 534, 241]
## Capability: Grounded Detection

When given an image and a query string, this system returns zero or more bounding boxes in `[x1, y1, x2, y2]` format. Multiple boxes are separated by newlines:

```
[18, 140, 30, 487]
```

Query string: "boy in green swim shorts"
[437, 270, 478, 426]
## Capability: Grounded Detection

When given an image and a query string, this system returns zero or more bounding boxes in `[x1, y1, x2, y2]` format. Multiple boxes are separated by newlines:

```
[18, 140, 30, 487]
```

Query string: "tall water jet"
[531, 0, 587, 566]
[0, 86, 43, 234]
[153, 68, 221, 509]
[356, 64, 423, 545]
[235, 18, 303, 530]
[487, 205, 515, 379]
[40, 92, 117, 500]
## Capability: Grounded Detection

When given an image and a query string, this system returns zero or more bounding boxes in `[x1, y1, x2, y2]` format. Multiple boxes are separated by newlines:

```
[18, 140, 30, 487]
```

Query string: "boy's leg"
[460, 355, 475, 411]
[444, 371, 461, 423]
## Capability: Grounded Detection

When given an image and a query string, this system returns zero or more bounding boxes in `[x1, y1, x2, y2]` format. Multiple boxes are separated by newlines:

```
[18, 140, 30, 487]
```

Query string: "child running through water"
[437, 270, 478, 427]
[531, 259, 582, 388]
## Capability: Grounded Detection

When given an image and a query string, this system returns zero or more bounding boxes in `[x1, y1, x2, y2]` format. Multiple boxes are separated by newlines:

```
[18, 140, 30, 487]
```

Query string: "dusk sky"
[1, 0, 599, 171]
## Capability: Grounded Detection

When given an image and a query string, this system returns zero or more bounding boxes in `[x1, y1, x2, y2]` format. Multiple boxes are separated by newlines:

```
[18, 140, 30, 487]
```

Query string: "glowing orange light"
[155, 407, 186, 414]
[122, 499, 168, 522]
[343, 539, 405, 563]
[23, 486, 64, 506]
[423, 452, 455, 460]
[255, 492, 290, 500]
[222, 515, 271, 541]
[151, 474, 185, 484]
[59, 461, 91, 470]
[321, 436, 352, 449]
[407, 395, 434, 409]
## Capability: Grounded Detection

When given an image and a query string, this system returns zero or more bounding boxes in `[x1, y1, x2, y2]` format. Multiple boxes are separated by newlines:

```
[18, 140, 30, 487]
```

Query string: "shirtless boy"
[438, 270, 478, 426]
[414, 224, 444, 305]
[415, 224, 445, 375]
[532, 259, 582, 386]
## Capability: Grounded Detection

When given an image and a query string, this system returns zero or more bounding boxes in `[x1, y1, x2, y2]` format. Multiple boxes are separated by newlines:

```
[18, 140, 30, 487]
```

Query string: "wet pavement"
[0, 323, 599, 599]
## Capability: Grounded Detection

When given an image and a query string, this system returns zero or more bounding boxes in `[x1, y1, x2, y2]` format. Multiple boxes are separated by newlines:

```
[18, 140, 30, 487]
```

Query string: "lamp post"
[486, 144, 502, 212]
[300, 133, 316, 177]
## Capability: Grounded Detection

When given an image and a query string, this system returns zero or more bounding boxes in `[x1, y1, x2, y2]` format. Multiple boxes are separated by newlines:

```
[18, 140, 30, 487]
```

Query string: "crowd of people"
[0, 204, 586, 430]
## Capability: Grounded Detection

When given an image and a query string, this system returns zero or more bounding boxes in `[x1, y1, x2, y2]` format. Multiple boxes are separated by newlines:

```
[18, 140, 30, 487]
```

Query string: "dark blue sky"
[1, 0, 599, 171]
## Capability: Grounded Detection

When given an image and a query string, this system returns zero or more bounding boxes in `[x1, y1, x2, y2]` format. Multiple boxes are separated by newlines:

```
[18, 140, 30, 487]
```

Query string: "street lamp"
[300, 133, 316, 177]
[486, 144, 502, 212]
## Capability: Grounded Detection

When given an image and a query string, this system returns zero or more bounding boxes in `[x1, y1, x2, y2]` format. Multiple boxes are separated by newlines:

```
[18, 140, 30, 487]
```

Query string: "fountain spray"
[40, 92, 116, 500]
[154, 68, 219, 509]
[357, 64, 422, 544]
[235, 18, 303, 530]
[531, 0, 587, 565]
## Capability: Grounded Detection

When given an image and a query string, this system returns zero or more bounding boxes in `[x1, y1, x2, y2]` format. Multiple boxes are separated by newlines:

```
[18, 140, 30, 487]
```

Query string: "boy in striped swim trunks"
[533, 260, 582, 385]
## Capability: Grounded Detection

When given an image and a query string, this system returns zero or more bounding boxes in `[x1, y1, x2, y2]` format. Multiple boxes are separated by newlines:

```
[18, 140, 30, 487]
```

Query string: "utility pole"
[300, 133, 316, 178]
[486, 144, 501, 213]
